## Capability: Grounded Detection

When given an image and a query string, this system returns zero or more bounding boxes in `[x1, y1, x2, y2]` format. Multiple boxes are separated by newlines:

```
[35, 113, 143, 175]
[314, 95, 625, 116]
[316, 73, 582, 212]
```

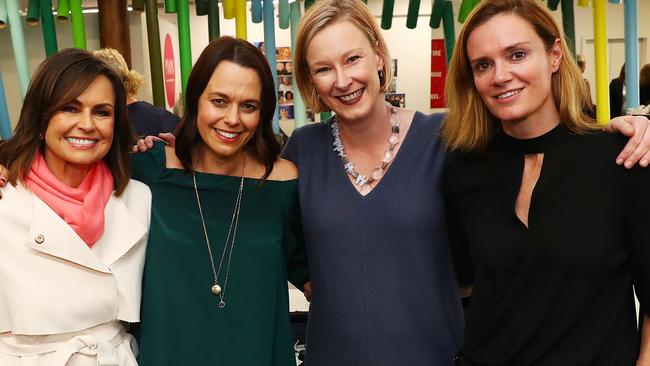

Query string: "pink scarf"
[25, 152, 114, 247]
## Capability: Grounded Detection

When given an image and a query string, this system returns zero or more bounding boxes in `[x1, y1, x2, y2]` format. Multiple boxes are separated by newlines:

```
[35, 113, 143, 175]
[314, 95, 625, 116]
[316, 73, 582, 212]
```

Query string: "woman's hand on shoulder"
[268, 158, 298, 181]
[132, 132, 176, 153]
[606, 115, 650, 168]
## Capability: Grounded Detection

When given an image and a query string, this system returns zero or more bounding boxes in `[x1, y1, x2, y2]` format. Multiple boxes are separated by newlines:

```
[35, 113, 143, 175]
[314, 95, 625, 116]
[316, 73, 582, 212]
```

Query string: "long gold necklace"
[192, 154, 245, 309]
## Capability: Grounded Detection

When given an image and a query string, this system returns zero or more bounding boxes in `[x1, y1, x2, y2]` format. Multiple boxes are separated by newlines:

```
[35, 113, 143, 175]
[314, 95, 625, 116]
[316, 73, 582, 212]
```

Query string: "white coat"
[0, 179, 151, 365]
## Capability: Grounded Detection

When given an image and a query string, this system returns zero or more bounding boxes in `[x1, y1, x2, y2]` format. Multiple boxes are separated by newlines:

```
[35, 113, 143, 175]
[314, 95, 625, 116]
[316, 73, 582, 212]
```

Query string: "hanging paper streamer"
[56, 0, 69, 21]
[561, 0, 576, 57]
[207, 0, 220, 40]
[263, 0, 279, 132]
[578, 0, 590, 7]
[251, 0, 262, 23]
[442, 1, 455, 65]
[235, 0, 247, 40]
[304, 0, 315, 10]
[290, 0, 307, 128]
[26, 0, 40, 26]
[144, 0, 165, 107]
[6, 0, 30, 97]
[195, 0, 207, 16]
[609, 0, 622, 3]
[39, 0, 58, 56]
[279, 0, 289, 29]
[132, 0, 144, 12]
[548, 0, 561, 10]
[406, 0, 420, 29]
[223, 0, 235, 19]
[164, 0, 176, 13]
[0, 71, 11, 139]
[0, 0, 7, 30]
[176, 0, 192, 94]
[624, 0, 639, 109]
[70, 0, 87, 49]
[593, 0, 610, 123]
[381, 0, 395, 30]
[458, 0, 478, 23]
[429, 0, 445, 28]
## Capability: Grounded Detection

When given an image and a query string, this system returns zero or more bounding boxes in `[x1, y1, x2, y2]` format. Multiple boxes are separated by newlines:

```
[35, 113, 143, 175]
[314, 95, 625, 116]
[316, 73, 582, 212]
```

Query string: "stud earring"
[378, 69, 385, 86]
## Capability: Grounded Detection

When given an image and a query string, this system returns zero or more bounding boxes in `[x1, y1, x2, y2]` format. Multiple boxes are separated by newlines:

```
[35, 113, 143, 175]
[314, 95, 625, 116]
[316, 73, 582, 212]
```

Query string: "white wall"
[1, 1, 650, 129]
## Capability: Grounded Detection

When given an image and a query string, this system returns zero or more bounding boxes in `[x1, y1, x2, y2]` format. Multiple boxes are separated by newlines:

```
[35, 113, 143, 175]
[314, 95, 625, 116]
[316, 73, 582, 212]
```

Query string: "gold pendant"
[211, 284, 222, 295]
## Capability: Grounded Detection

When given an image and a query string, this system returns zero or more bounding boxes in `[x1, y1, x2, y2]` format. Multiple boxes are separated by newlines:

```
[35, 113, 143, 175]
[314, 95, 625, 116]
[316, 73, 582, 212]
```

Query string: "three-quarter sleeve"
[282, 182, 309, 291]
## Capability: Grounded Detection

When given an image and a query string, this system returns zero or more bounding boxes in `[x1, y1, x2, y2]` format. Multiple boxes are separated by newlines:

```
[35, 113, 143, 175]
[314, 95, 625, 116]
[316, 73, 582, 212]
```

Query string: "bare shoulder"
[267, 158, 298, 181]
[164, 145, 184, 169]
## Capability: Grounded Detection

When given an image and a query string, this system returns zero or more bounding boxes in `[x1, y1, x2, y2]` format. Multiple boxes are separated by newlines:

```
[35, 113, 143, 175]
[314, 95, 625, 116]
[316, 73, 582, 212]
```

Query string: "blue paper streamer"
[290, 0, 306, 128]
[6, 0, 30, 97]
[251, 0, 262, 23]
[0, 71, 11, 138]
[624, 0, 639, 109]
[263, 0, 279, 133]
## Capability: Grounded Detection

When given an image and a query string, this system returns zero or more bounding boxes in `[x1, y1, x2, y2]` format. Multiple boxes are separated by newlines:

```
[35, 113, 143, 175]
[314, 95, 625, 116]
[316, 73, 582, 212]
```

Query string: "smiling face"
[306, 20, 384, 123]
[196, 60, 262, 166]
[467, 13, 561, 136]
[43, 75, 115, 183]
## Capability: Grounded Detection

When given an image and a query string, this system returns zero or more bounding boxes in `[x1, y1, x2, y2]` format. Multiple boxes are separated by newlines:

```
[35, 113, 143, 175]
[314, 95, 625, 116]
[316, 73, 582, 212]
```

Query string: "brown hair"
[174, 36, 280, 182]
[442, 0, 596, 152]
[0, 48, 134, 195]
[294, 0, 393, 112]
[640, 64, 650, 86]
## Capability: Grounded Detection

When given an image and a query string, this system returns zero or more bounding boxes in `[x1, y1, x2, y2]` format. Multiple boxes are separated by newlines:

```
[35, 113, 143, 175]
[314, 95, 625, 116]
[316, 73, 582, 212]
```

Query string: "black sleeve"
[625, 165, 650, 315]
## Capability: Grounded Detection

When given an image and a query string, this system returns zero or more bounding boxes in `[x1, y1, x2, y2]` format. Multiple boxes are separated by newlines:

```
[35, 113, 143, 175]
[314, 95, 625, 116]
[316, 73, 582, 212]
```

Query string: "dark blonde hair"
[442, 0, 596, 152]
[93, 48, 146, 96]
[0, 48, 134, 195]
[294, 0, 392, 113]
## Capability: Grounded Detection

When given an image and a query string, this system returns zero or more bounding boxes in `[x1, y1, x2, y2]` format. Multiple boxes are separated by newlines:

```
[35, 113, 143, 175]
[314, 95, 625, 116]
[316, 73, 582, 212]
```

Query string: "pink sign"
[163, 34, 176, 108]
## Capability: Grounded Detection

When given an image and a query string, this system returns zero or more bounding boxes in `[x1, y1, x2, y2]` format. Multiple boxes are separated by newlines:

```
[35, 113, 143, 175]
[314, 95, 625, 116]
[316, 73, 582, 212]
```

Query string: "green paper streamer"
[304, 0, 315, 10]
[144, 0, 165, 107]
[176, 0, 192, 94]
[26, 0, 40, 26]
[132, 0, 144, 12]
[234, 0, 246, 39]
[406, 0, 420, 29]
[278, 0, 289, 29]
[6, 0, 30, 97]
[69, 0, 86, 49]
[442, 0, 455, 65]
[207, 0, 220, 40]
[56, 0, 69, 21]
[164, 0, 176, 13]
[222, 0, 234, 19]
[290, 0, 306, 127]
[0, 0, 7, 30]
[561, 0, 576, 57]
[39, 0, 58, 56]
[381, 0, 395, 30]
[429, 0, 445, 28]
[320, 111, 332, 122]
[458, 0, 475, 23]
[548, 0, 561, 10]
[195, 0, 207, 16]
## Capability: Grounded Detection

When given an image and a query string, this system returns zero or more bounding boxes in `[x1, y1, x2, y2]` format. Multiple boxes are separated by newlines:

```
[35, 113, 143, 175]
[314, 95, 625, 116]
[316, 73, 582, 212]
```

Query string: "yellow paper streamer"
[222, 0, 234, 19]
[578, 0, 590, 7]
[235, 0, 246, 40]
[593, 0, 610, 123]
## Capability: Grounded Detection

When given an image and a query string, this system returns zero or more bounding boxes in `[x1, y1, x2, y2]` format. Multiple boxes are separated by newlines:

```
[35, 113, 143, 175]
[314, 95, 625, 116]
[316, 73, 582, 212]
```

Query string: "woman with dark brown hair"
[0, 48, 151, 365]
[132, 36, 309, 366]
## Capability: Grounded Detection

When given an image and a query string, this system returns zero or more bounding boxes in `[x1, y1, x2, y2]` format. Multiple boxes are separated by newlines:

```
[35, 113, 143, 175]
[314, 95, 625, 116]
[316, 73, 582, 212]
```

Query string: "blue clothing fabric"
[127, 101, 179, 137]
[282, 112, 464, 366]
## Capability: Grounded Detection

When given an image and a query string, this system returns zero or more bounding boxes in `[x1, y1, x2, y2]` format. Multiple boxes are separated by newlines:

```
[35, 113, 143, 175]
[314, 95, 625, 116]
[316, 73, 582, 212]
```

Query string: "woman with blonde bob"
[443, 0, 650, 364]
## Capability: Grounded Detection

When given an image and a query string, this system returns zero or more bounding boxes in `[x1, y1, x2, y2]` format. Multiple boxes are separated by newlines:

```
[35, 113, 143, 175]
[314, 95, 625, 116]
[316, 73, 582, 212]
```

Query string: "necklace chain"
[193, 154, 245, 309]
[331, 103, 401, 194]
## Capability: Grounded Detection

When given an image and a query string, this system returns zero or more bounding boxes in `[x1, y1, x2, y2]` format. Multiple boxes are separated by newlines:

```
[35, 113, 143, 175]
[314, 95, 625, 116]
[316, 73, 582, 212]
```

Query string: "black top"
[283, 113, 464, 366]
[127, 101, 179, 137]
[445, 125, 650, 366]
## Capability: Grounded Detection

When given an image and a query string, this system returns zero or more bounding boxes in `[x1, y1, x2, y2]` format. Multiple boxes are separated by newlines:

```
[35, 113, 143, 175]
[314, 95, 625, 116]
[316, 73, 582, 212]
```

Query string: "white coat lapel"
[27, 195, 111, 273]
[91, 194, 147, 267]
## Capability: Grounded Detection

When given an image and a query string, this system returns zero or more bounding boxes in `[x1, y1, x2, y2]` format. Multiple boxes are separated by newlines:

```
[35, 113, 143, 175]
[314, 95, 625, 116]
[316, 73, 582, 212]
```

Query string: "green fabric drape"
[381, 0, 395, 30]
[56, 0, 69, 21]
[279, 0, 289, 29]
[176, 0, 192, 94]
[430, 0, 445, 28]
[561, 0, 577, 57]
[442, 0, 455, 65]
[26, 0, 39, 26]
[39, 0, 58, 55]
[207, 0, 220, 40]
[69, 0, 86, 49]
[164, 0, 176, 13]
[406, 0, 421, 29]
[195, 0, 207, 16]
[132, 0, 144, 12]
[548, 0, 561, 10]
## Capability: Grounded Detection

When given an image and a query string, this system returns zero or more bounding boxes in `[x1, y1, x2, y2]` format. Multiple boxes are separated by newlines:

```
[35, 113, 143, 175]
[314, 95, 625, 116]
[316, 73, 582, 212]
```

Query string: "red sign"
[430, 39, 447, 109]
[163, 34, 176, 108]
